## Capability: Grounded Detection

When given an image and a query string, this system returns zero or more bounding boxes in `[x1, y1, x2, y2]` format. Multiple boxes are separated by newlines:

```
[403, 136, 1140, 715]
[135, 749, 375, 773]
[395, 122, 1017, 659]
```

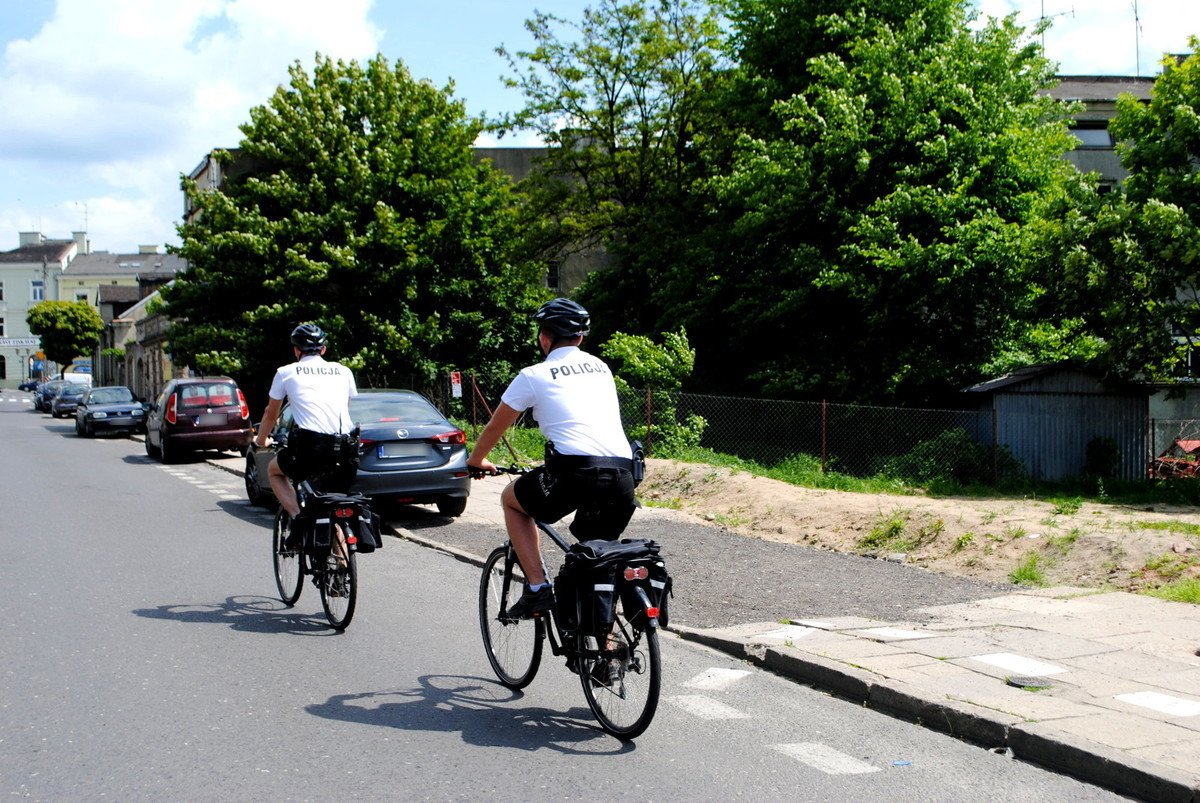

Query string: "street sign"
[450, 370, 463, 399]
[0, 337, 40, 348]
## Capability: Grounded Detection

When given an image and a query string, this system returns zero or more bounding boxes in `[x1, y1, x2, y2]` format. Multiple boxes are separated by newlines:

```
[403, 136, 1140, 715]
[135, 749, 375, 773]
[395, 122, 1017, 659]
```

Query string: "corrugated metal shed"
[964, 364, 1149, 481]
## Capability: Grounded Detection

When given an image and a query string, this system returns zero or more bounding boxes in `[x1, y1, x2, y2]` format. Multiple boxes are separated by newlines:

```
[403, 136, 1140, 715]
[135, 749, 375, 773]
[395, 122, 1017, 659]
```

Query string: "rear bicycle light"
[624, 566, 649, 581]
[645, 607, 660, 619]
[333, 507, 356, 518]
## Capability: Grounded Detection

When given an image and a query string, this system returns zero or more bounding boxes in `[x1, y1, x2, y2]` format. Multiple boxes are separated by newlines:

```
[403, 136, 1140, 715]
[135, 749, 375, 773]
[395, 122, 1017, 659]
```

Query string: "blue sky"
[0, 0, 1197, 254]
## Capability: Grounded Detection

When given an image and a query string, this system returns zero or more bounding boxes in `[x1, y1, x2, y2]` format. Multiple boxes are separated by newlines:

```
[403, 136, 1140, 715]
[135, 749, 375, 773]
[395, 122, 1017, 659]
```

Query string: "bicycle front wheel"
[580, 604, 661, 740]
[479, 545, 543, 688]
[319, 544, 357, 630]
[273, 509, 303, 605]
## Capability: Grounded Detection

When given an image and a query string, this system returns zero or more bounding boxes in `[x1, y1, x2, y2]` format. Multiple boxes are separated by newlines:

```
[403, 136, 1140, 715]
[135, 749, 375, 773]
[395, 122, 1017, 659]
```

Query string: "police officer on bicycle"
[468, 298, 637, 619]
[255, 323, 359, 520]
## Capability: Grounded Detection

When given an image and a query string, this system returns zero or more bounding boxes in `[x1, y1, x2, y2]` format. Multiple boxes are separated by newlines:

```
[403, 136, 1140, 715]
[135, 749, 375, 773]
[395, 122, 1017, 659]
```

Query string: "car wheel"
[145, 432, 162, 459]
[436, 496, 468, 518]
[160, 434, 179, 464]
[244, 454, 267, 507]
[85, 421, 94, 438]
[75, 418, 83, 435]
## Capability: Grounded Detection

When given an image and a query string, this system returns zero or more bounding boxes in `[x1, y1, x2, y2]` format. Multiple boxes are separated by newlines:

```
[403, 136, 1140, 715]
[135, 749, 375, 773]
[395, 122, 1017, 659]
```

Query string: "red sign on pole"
[450, 371, 462, 399]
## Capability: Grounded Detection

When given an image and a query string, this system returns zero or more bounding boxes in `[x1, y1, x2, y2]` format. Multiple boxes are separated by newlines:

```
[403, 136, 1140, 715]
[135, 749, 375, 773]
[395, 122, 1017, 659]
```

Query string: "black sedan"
[75, 386, 147, 437]
[51, 384, 87, 418]
[246, 389, 470, 516]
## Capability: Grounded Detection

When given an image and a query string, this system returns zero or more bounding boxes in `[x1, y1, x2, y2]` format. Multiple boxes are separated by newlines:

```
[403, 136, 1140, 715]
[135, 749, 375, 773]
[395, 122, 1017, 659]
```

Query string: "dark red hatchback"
[144, 377, 253, 463]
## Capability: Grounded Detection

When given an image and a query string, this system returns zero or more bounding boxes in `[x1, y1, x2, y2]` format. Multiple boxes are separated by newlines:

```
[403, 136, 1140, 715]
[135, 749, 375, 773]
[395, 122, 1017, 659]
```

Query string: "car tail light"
[624, 567, 649, 581]
[237, 388, 250, 420]
[431, 429, 466, 445]
[165, 394, 177, 425]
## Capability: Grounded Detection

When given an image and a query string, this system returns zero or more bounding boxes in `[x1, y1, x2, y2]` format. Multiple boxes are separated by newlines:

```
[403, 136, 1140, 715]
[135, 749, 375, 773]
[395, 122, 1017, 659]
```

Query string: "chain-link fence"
[424, 372, 1198, 485]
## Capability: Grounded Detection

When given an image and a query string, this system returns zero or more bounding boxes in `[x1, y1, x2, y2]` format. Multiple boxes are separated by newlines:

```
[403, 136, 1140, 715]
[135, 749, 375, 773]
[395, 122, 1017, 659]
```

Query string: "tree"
[684, 1, 1082, 402]
[26, 301, 104, 377]
[167, 54, 544, 410]
[495, 0, 728, 338]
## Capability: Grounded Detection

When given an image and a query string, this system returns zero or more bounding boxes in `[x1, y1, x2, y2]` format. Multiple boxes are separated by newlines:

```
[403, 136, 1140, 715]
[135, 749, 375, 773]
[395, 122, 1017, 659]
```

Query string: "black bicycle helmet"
[533, 298, 590, 338]
[290, 323, 327, 354]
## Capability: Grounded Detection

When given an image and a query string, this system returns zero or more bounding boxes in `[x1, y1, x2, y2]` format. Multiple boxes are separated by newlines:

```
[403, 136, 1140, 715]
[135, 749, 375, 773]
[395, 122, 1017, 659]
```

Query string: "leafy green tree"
[495, 0, 727, 338]
[687, 1, 1082, 402]
[168, 54, 544, 410]
[600, 329, 706, 455]
[26, 301, 104, 377]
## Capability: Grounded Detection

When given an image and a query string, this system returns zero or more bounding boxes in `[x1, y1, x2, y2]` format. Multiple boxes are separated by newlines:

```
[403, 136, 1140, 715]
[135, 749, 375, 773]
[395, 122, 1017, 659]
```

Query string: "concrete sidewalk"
[206, 453, 1200, 800]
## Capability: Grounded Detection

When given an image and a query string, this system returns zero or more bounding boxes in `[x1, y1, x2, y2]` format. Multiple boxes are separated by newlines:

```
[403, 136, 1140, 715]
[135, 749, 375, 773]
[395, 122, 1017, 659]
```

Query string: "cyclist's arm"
[467, 402, 521, 472]
[255, 396, 284, 448]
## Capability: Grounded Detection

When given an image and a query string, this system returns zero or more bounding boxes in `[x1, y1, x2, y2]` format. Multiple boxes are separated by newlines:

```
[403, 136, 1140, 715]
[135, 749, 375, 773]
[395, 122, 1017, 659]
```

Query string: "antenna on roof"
[1132, 0, 1144, 77]
[1037, 2, 1076, 62]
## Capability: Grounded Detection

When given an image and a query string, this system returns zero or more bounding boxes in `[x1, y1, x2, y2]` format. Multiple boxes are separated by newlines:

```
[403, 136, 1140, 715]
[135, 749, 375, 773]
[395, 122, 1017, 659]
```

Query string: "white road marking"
[667, 695, 750, 720]
[856, 627, 931, 641]
[772, 743, 881, 775]
[1115, 691, 1200, 717]
[968, 653, 1067, 676]
[756, 625, 817, 643]
[683, 668, 752, 691]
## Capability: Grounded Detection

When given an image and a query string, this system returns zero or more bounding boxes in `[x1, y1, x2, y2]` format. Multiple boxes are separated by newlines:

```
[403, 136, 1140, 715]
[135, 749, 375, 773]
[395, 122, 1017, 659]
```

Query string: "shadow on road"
[132, 595, 341, 637]
[307, 675, 635, 754]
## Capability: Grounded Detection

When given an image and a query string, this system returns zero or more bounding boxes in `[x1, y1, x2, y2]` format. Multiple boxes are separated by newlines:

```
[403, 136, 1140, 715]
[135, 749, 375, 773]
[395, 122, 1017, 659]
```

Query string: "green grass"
[951, 532, 975, 553]
[458, 421, 546, 466]
[1044, 530, 1081, 557]
[858, 511, 914, 552]
[1132, 521, 1200, 538]
[1049, 497, 1082, 516]
[1009, 554, 1048, 587]
[672, 447, 919, 495]
[1143, 578, 1200, 604]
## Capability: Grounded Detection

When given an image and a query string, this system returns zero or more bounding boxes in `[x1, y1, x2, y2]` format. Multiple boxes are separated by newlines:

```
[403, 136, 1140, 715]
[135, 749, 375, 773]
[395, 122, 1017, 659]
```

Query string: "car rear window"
[351, 396, 444, 425]
[179, 383, 238, 408]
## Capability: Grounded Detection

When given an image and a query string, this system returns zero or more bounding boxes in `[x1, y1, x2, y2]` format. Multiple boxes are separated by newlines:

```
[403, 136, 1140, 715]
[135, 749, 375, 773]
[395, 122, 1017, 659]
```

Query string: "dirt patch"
[641, 458, 1200, 592]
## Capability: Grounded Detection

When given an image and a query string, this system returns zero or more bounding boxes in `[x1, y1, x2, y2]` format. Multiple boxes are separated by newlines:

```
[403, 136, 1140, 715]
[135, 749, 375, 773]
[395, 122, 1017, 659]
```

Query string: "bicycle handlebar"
[468, 464, 529, 479]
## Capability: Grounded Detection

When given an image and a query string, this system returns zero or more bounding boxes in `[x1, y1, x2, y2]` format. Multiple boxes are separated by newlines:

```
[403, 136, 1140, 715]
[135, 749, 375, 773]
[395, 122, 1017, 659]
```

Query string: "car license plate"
[195, 413, 227, 427]
[378, 442, 426, 459]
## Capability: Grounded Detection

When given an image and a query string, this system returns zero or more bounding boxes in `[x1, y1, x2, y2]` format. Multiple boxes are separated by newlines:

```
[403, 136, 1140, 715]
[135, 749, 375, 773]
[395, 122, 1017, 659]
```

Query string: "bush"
[881, 428, 1026, 487]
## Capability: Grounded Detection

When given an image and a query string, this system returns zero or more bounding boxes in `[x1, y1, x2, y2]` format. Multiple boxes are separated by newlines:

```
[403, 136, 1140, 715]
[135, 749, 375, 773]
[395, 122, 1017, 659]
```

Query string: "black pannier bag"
[352, 506, 383, 553]
[554, 539, 665, 635]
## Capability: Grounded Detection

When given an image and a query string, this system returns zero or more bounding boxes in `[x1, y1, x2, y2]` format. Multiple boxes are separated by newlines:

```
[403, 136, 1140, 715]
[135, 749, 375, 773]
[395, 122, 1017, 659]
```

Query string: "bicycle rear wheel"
[479, 545, 543, 688]
[579, 603, 661, 740]
[319, 538, 357, 630]
[273, 509, 303, 605]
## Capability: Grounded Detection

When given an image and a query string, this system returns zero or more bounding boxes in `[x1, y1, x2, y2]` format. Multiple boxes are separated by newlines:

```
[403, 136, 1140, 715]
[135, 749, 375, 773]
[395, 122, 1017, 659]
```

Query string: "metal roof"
[0, 241, 76, 264]
[62, 251, 186, 277]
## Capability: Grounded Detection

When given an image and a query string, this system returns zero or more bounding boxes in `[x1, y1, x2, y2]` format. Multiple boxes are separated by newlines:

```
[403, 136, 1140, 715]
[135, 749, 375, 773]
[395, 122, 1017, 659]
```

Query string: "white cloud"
[0, 0, 381, 252]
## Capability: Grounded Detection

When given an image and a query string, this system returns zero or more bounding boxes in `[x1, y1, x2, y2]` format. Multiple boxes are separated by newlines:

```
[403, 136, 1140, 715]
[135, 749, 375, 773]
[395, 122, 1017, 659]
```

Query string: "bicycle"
[271, 474, 380, 630]
[475, 466, 670, 740]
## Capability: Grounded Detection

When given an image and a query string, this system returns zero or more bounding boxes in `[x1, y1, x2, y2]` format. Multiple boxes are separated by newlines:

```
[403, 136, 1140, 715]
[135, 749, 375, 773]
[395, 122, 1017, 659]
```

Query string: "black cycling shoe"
[505, 584, 554, 620]
[590, 658, 621, 688]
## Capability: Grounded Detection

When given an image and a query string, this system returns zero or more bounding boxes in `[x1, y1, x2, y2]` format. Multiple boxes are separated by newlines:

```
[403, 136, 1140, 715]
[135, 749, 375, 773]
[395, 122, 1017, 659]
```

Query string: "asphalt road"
[0, 394, 1123, 801]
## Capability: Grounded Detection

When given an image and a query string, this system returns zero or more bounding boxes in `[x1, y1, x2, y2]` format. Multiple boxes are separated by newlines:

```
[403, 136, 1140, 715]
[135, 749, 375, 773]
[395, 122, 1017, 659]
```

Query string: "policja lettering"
[549, 361, 610, 381]
[296, 365, 343, 376]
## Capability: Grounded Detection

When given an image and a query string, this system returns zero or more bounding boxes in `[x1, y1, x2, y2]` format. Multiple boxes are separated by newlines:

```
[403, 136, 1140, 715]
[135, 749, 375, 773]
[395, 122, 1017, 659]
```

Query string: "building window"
[546, 261, 561, 292]
[0, 317, 5, 336]
[1069, 127, 1113, 149]
[75, 292, 89, 302]
[0, 356, 6, 380]
[0, 281, 5, 301]
[31, 280, 44, 301]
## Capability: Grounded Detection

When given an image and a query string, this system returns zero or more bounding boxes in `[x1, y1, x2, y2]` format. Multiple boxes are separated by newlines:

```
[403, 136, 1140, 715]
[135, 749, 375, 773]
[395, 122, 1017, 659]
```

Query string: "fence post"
[821, 399, 827, 474]
[992, 406, 999, 484]
[645, 387, 653, 456]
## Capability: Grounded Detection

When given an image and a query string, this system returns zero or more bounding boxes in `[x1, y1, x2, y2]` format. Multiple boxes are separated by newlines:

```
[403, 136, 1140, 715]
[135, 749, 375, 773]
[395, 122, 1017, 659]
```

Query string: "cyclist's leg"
[269, 450, 302, 517]
[501, 482, 546, 585]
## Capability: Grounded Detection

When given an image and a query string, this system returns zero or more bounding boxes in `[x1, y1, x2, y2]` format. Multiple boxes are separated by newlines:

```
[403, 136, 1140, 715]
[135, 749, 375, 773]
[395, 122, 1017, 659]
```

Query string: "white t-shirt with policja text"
[269, 354, 358, 435]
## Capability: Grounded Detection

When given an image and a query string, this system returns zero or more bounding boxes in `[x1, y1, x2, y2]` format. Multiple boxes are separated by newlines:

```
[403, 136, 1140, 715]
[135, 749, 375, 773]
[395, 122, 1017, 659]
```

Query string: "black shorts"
[513, 461, 636, 540]
[277, 428, 358, 492]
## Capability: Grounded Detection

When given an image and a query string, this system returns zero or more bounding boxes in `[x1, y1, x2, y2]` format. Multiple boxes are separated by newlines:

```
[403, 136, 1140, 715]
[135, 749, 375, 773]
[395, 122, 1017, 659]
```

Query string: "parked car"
[75, 386, 147, 437]
[50, 384, 87, 418]
[35, 380, 69, 412]
[245, 389, 470, 516]
[18, 380, 38, 392]
[144, 377, 253, 463]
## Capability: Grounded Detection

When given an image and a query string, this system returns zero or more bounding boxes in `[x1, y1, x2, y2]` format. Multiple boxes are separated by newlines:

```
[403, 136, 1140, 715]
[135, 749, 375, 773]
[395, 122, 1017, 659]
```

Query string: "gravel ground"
[386, 504, 1014, 630]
